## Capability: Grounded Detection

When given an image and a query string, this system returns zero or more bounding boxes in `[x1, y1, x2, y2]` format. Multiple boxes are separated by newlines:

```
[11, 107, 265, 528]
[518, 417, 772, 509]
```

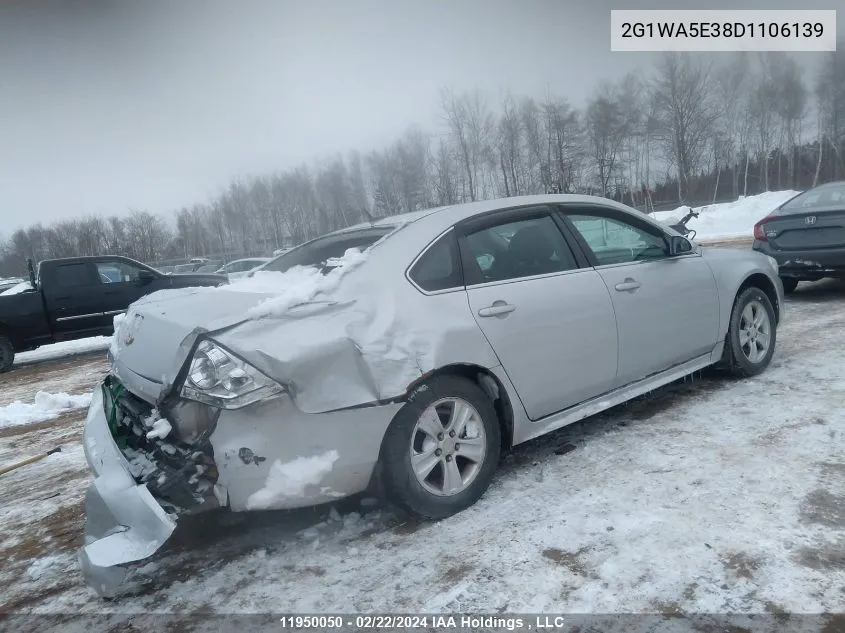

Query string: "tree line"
[1, 47, 844, 277]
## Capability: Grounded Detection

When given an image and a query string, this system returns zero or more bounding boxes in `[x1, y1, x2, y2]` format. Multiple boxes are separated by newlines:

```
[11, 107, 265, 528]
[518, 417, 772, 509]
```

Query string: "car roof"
[328, 194, 647, 237]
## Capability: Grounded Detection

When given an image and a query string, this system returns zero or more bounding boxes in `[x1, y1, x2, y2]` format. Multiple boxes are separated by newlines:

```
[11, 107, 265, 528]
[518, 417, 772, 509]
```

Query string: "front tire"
[0, 335, 14, 373]
[724, 287, 777, 378]
[780, 277, 799, 294]
[380, 375, 501, 519]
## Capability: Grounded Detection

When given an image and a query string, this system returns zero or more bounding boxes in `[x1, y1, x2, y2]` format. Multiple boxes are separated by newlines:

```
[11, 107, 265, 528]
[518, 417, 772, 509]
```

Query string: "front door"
[457, 208, 618, 421]
[94, 260, 157, 321]
[561, 206, 720, 388]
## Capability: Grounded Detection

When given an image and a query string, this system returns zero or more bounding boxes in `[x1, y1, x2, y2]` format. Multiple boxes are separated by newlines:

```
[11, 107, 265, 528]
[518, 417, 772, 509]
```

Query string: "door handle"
[478, 302, 517, 317]
[614, 278, 641, 292]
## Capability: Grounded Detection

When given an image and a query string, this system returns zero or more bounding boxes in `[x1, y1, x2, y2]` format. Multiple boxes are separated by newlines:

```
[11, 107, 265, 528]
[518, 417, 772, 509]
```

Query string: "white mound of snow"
[0, 391, 92, 428]
[651, 190, 801, 241]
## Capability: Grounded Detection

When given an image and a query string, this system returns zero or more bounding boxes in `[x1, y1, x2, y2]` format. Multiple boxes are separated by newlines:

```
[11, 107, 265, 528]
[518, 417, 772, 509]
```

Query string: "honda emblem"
[805, 216, 817, 225]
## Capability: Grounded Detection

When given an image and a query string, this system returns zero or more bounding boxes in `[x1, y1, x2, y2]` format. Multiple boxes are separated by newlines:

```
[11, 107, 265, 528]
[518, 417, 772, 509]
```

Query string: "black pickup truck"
[0, 255, 226, 372]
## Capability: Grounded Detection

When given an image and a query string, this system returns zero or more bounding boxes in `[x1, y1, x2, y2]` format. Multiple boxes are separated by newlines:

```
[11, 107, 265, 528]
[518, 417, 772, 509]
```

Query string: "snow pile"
[0, 391, 92, 428]
[0, 281, 33, 295]
[109, 312, 127, 358]
[15, 336, 111, 365]
[227, 248, 367, 320]
[246, 450, 340, 510]
[651, 190, 801, 241]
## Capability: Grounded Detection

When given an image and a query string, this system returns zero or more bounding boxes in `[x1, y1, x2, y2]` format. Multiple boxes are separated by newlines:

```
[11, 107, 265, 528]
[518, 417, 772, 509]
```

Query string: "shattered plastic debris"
[245, 450, 340, 510]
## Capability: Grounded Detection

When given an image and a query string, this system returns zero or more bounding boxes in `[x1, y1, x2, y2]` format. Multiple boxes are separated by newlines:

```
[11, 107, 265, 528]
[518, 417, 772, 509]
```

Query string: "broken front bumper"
[78, 387, 177, 598]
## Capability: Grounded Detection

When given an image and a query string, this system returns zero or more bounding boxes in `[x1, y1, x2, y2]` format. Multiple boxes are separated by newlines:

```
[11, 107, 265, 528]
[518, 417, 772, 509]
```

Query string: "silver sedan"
[79, 194, 783, 596]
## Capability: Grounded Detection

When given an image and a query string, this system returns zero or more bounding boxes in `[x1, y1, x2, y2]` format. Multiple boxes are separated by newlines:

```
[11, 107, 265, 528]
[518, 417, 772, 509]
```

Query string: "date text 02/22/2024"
[277, 614, 570, 630]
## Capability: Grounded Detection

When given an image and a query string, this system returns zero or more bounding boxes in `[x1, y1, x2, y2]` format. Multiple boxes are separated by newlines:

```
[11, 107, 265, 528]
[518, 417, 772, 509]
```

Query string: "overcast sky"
[0, 0, 839, 227]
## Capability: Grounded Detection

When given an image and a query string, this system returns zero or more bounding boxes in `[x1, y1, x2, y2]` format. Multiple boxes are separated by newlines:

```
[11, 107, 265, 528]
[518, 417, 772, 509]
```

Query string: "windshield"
[262, 227, 394, 274]
[781, 183, 845, 212]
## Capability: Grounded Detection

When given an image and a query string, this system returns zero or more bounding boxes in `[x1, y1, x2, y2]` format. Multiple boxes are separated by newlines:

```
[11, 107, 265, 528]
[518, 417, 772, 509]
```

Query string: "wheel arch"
[736, 272, 780, 325]
[403, 363, 515, 453]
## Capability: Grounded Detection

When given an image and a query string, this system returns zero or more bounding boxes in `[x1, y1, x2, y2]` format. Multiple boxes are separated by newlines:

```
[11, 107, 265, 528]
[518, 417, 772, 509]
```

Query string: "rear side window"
[461, 215, 578, 284]
[408, 231, 463, 292]
[54, 263, 97, 287]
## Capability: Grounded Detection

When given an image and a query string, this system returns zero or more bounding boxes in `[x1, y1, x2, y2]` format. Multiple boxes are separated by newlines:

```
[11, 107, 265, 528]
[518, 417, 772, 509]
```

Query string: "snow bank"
[245, 450, 340, 510]
[651, 190, 801, 240]
[14, 336, 111, 365]
[0, 281, 33, 295]
[229, 248, 367, 320]
[0, 391, 92, 428]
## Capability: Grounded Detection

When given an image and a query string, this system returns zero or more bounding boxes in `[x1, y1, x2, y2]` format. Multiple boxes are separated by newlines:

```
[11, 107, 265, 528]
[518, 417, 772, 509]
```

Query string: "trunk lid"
[762, 206, 845, 251]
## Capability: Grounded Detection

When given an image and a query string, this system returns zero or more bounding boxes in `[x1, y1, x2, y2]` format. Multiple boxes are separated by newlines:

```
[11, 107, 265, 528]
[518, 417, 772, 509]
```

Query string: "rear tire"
[0, 335, 14, 373]
[380, 375, 501, 519]
[724, 287, 777, 378]
[780, 277, 799, 294]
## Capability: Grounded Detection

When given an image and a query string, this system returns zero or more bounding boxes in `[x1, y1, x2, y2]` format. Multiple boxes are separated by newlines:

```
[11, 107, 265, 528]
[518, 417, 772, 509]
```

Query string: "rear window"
[781, 183, 845, 211]
[264, 227, 393, 274]
[54, 263, 97, 287]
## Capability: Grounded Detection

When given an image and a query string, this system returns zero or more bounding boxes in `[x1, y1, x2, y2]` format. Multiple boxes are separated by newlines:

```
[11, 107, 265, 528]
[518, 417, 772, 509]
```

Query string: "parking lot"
[1, 277, 844, 627]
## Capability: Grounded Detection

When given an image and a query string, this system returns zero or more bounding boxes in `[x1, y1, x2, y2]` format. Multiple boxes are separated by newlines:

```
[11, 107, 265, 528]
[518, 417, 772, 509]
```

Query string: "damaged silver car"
[79, 194, 784, 596]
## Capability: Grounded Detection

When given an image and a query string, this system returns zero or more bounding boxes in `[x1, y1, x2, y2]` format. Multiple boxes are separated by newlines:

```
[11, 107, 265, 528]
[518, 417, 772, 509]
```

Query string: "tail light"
[753, 215, 776, 242]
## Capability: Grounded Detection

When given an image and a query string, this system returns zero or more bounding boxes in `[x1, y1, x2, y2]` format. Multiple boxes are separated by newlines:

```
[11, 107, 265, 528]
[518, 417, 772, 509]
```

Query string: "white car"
[215, 258, 271, 280]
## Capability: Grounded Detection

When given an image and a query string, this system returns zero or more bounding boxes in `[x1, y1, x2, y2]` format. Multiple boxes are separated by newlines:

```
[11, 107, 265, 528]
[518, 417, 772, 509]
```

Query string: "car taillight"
[753, 215, 775, 242]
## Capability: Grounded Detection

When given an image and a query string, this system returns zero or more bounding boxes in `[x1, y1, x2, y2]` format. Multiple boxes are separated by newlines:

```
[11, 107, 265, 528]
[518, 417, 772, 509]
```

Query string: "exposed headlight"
[181, 339, 284, 409]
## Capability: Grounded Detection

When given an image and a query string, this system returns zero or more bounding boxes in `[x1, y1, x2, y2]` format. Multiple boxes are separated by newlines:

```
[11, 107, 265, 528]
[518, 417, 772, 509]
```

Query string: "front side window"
[567, 212, 668, 265]
[263, 228, 393, 274]
[408, 231, 463, 292]
[96, 261, 145, 283]
[462, 215, 578, 284]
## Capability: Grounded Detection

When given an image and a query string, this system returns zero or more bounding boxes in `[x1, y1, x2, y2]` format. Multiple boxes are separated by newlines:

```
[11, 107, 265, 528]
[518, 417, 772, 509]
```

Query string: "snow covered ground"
[652, 190, 801, 241]
[14, 336, 111, 367]
[0, 391, 92, 428]
[1, 280, 845, 628]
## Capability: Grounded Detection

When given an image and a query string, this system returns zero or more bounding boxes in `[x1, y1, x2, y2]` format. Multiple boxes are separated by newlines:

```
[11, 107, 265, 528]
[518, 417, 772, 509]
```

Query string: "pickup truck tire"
[0, 335, 14, 373]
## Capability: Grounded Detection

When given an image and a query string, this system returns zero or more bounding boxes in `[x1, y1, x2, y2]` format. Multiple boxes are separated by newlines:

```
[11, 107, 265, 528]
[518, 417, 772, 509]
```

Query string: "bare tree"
[653, 53, 718, 201]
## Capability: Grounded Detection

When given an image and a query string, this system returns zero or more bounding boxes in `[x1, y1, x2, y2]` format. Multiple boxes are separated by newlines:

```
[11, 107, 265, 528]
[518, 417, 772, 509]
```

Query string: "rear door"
[456, 206, 619, 421]
[560, 205, 720, 388]
[43, 261, 111, 336]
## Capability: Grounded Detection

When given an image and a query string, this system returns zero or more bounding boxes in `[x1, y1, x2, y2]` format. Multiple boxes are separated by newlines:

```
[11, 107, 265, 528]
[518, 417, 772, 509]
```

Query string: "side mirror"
[666, 235, 693, 256]
[137, 270, 155, 284]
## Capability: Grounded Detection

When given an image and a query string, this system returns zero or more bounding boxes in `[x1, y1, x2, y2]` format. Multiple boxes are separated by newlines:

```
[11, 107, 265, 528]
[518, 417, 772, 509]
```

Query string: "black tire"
[724, 286, 777, 378]
[0, 335, 14, 373]
[380, 375, 501, 519]
[780, 277, 799, 294]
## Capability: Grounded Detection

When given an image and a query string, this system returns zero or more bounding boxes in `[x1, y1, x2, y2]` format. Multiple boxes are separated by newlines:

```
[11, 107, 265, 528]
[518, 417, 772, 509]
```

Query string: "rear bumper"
[78, 387, 176, 598]
[752, 241, 845, 279]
